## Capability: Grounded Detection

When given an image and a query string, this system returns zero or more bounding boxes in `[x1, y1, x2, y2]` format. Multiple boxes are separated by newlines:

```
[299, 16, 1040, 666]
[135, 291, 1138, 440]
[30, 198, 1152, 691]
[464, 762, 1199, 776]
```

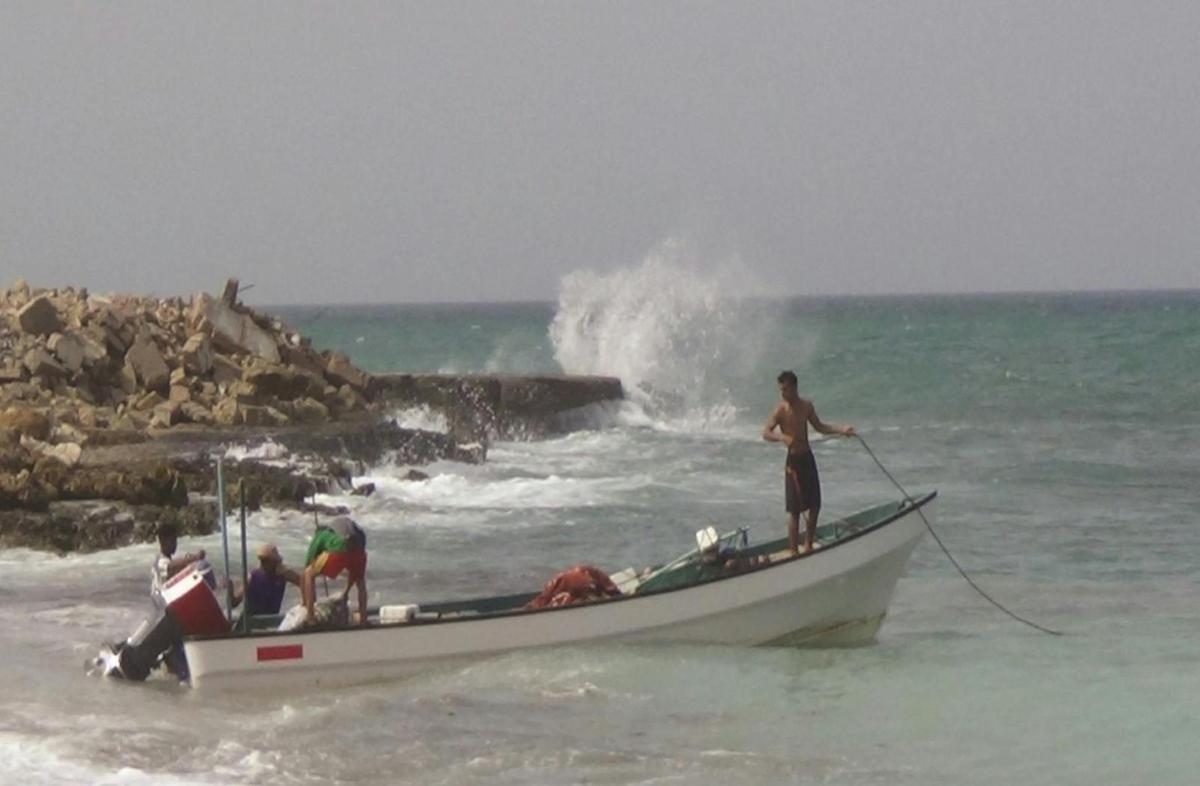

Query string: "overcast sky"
[2, 2, 1198, 304]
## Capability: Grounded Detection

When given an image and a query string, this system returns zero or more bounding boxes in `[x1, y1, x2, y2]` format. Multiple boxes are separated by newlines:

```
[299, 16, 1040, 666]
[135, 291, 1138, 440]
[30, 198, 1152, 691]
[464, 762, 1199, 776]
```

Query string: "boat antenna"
[853, 434, 1063, 637]
[217, 457, 233, 621]
[238, 481, 250, 633]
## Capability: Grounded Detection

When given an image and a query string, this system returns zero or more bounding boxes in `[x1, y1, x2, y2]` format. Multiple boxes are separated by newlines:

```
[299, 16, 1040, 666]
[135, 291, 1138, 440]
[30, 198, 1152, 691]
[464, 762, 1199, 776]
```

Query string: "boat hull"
[185, 496, 932, 690]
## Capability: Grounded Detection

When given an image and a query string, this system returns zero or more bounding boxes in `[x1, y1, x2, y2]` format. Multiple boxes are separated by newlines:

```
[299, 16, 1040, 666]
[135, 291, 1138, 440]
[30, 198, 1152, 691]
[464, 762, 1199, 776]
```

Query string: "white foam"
[390, 405, 449, 434]
[549, 239, 785, 432]
[353, 468, 645, 511]
[0, 734, 216, 786]
[222, 439, 290, 463]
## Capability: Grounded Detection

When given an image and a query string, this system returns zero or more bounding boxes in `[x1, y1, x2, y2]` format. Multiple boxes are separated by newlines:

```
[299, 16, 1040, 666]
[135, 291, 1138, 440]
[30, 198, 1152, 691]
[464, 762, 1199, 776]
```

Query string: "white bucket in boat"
[379, 604, 420, 623]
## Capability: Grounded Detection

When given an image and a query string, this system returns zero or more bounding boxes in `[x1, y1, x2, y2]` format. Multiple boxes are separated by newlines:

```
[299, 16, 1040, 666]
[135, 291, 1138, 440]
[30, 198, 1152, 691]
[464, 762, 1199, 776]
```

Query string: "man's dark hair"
[156, 523, 178, 539]
[777, 370, 798, 387]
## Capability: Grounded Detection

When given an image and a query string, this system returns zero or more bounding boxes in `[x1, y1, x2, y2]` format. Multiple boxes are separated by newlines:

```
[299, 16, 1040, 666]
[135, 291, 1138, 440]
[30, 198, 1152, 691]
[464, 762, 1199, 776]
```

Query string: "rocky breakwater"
[0, 278, 476, 553]
[375, 373, 624, 443]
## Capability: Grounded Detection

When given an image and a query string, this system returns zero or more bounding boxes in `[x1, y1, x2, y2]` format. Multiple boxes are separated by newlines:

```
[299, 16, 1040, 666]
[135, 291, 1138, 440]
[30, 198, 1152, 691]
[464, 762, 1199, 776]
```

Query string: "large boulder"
[17, 296, 62, 336]
[124, 332, 170, 393]
[325, 351, 370, 391]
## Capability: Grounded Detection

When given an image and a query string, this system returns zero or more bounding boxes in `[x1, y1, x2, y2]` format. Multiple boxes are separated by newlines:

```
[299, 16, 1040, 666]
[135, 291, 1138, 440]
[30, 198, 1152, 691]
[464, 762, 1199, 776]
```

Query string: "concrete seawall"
[373, 373, 624, 442]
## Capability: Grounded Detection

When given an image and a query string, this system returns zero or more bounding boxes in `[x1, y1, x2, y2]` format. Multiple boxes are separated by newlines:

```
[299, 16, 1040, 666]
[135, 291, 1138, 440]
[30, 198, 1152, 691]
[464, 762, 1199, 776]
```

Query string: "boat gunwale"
[187, 490, 936, 644]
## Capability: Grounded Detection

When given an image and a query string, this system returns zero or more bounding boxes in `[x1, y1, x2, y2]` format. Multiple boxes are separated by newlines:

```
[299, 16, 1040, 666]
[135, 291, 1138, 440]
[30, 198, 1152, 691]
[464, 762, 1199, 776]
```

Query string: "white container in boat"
[379, 604, 420, 623]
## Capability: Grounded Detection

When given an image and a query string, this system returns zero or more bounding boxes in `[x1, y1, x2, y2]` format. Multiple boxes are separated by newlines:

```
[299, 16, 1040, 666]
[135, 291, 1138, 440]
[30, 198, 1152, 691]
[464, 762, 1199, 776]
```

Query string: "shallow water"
[3, 260, 1198, 784]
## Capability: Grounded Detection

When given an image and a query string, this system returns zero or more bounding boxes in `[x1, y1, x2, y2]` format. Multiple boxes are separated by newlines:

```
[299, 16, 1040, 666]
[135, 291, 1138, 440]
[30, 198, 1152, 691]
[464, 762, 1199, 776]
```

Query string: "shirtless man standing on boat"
[763, 371, 856, 556]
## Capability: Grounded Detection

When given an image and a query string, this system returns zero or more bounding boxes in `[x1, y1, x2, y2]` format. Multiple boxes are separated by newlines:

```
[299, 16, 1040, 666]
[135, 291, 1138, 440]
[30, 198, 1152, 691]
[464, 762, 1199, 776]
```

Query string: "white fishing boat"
[173, 491, 935, 691]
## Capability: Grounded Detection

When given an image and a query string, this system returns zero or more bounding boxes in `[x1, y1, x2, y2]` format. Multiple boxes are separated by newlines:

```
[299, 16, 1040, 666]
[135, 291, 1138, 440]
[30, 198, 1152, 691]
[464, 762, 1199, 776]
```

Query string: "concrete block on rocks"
[0, 407, 51, 440]
[48, 331, 89, 373]
[178, 401, 214, 426]
[124, 332, 170, 393]
[286, 397, 329, 423]
[210, 354, 242, 386]
[133, 391, 166, 412]
[112, 411, 150, 431]
[8, 278, 30, 306]
[181, 333, 212, 375]
[240, 404, 289, 427]
[332, 384, 367, 414]
[23, 348, 67, 382]
[17, 296, 62, 336]
[212, 397, 240, 426]
[44, 441, 82, 467]
[118, 362, 138, 395]
[244, 363, 326, 401]
[325, 351, 370, 391]
[150, 403, 182, 429]
[203, 297, 280, 363]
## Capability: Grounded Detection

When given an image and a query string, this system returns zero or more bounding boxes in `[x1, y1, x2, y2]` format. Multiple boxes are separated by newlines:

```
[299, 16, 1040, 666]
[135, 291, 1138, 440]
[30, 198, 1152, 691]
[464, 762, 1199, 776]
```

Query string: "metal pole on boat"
[217, 458, 233, 621]
[239, 482, 250, 634]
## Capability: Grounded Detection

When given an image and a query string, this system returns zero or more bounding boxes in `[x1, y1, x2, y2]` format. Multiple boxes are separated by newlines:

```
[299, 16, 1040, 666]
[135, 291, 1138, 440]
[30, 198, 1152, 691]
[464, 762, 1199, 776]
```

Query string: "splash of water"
[549, 241, 779, 429]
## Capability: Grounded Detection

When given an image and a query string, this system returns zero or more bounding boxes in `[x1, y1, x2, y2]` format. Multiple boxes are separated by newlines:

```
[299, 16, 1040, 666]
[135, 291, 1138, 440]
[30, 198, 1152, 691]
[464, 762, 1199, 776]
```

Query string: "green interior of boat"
[631, 496, 923, 594]
[238, 493, 931, 632]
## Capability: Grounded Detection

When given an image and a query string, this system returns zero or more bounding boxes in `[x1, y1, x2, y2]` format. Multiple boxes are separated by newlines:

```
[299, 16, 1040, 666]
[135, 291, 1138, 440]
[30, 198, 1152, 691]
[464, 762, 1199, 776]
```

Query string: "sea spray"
[549, 241, 784, 429]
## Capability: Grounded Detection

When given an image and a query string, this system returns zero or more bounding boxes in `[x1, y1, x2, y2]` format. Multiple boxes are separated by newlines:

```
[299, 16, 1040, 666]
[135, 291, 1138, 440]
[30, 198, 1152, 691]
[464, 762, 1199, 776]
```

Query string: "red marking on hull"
[256, 644, 303, 662]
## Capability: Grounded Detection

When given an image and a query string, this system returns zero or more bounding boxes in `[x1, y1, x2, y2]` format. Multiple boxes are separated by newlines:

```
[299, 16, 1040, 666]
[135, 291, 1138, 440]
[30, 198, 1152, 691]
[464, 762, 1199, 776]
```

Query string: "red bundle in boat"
[526, 564, 622, 609]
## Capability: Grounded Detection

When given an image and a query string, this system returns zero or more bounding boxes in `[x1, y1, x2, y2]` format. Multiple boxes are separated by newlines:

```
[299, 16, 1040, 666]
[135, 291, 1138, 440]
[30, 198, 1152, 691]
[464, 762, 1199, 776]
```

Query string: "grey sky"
[2, 2, 1197, 304]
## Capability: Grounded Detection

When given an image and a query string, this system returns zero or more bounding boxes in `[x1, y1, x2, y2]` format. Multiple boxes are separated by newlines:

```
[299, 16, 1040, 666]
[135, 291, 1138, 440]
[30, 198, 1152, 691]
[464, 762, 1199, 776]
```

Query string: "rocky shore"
[0, 278, 622, 554]
[0, 278, 466, 552]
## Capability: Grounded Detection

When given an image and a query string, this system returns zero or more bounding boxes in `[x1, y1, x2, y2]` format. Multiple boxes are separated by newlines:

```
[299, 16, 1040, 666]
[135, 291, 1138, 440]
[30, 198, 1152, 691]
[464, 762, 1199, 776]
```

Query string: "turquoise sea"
[2, 260, 1198, 785]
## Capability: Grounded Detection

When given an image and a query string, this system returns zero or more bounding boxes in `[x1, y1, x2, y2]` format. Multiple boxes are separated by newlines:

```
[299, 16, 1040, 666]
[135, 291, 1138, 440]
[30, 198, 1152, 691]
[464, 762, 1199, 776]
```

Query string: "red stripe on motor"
[256, 644, 303, 661]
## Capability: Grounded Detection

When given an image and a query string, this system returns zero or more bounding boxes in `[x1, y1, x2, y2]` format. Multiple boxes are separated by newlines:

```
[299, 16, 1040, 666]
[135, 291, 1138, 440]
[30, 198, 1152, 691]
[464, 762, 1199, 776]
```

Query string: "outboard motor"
[94, 609, 186, 681]
[93, 560, 229, 682]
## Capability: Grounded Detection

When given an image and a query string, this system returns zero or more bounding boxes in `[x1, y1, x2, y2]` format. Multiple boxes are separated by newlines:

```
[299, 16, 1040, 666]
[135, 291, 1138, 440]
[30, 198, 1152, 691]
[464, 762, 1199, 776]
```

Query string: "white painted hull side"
[185, 505, 930, 691]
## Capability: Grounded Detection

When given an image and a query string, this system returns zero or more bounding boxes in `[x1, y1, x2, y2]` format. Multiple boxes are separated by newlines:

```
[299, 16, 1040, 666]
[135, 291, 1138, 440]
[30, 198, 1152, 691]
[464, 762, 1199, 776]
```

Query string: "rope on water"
[852, 434, 1063, 636]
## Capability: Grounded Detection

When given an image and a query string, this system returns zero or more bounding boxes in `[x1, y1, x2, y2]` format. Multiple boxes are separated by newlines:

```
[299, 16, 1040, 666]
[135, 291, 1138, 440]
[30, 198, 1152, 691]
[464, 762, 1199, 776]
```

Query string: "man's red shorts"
[311, 548, 367, 582]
